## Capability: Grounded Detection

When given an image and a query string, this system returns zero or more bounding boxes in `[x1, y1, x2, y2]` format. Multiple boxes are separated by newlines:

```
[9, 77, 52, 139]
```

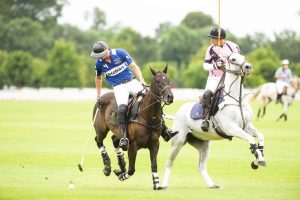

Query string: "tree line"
[0, 0, 299, 89]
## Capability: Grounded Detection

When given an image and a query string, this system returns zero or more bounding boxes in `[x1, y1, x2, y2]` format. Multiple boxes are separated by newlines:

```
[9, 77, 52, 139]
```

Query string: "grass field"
[0, 100, 300, 200]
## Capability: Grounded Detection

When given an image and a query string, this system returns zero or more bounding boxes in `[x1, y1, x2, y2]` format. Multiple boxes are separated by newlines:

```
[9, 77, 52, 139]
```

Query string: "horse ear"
[149, 66, 157, 76]
[163, 64, 168, 74]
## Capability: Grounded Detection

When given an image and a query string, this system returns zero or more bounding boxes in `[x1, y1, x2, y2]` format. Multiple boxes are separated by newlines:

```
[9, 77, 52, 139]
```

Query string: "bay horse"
[162, 52, 266, 189]
[251, 77, 300, 121]
[93, 66, 173, 190]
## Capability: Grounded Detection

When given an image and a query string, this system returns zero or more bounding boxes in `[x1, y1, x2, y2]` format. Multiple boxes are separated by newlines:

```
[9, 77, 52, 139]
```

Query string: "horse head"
[291, 76, 300, 90]
[227, 52, 253, 76]
[149, 65, 174, 105]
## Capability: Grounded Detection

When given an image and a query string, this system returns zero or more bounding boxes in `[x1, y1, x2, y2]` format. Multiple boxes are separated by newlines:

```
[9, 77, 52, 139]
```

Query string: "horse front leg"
[162, 131, 186, 188]
[221, 124, 266, 169]
[95, 136, 111, 176]
[111, 135, 127, 173]
[245, 122, 265, 161]
[149, 139, 164, 190]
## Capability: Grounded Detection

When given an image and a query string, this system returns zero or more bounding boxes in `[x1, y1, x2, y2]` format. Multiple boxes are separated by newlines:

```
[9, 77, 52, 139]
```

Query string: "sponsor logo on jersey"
[105, 63, 127, 76]
[114, 58, 121, 64]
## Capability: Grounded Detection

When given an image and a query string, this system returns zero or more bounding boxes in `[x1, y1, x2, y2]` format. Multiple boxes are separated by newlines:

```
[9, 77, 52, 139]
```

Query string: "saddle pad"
[190, 102, 204, 120]
[108, 95, 143, 125]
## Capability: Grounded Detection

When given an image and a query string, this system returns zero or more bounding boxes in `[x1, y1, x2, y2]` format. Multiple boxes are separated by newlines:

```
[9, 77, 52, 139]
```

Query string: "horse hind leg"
[95, 136, 111, 176]
[111, 135, 132, 181]
[256, 108, 261, 120]
[261, 106, 266, 117]
[188, 138, 221, 188]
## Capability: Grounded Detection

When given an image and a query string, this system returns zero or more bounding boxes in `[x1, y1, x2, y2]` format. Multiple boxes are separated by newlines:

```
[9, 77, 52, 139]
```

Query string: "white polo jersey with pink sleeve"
[203, 41, 240, 92]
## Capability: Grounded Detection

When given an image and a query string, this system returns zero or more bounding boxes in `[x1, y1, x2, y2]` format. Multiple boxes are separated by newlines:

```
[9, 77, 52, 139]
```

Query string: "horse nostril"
[245, 65, 251, 69]
[167, 94, 173, 103]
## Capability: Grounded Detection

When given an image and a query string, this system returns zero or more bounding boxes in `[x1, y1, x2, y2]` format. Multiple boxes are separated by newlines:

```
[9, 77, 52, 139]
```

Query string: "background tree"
[237, 33, 269, 54]
[46, 40, 82, 87]
[91, 7, 106, 31]
[0, 50, 9, 88]
[180, 11, 214, 29]
[141, 61, 177, 86]
[246, 46, 280, 87]
[271, 30, 300, 63]
[0, 18, 50, 58]
[0, 0, 64, 29]
[160, 25, 200, 70]
[183, 46, 208, 88]
[155, 22, 174, 41]
[110, 27, 158, 66]
[3, 51, 35, 87]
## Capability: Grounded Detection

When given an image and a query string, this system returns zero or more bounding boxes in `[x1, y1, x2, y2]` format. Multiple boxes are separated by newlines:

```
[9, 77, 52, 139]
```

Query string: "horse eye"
[232, 58, 236, 62]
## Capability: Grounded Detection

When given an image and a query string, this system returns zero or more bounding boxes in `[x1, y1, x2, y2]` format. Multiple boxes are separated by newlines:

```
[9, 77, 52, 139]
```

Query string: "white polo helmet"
[282, 59, 289, 65]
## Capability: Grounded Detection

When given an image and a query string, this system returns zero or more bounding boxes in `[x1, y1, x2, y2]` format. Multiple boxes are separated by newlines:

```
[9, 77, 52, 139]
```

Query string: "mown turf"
[0, 100, 299, 200]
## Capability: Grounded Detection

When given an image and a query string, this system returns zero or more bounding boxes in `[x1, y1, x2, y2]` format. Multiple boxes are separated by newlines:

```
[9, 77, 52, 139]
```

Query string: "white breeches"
[113, 79, 143, 106]
[276, 80, 289, 94]
[204, 76, 222, 92]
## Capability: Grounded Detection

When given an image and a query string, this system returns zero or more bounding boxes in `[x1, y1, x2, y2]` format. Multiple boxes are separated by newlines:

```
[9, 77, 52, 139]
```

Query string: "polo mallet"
[78, 107, 99, 172]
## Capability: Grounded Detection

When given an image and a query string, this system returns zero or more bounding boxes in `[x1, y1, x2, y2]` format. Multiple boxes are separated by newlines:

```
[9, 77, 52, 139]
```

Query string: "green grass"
[0, 100, 300, 200]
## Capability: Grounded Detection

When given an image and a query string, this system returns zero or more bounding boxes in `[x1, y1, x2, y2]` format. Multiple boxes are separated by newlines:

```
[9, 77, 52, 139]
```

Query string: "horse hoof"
[251, 161, 259, 170]
[258, 160, 267, 167]
[153, 186, 166, 190]
[103, 168, 111, 176]
[113, 169, 122, 176]
[209, 184, 222, 189]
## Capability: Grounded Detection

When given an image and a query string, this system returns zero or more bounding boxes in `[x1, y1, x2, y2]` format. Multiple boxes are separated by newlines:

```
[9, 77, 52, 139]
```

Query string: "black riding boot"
[201, 90, 213, 132]
[161, 119, 179, 142]
[276, 93, 282, 104]
[117, 104, 129, 150]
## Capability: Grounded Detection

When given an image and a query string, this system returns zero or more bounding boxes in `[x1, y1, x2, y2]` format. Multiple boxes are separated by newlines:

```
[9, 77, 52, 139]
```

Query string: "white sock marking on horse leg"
[114, 148, 122, 154]
[200, 170, 214, 187]
[99, 146, 106, 153]
[162, 167, 171, 187]
[152, 172, 160, 188]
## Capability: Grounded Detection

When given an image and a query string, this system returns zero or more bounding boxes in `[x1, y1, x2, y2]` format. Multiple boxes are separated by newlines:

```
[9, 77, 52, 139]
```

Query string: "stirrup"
[201, 120, 209, 132]
[119, 138, 129, 150]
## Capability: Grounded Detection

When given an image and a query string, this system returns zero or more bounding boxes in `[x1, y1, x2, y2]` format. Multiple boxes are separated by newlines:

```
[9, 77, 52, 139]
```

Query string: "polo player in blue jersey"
[90, 41, 178, 150]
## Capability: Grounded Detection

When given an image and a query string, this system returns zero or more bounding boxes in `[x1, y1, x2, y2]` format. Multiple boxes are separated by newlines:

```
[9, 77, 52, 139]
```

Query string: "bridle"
[147, 72, 172, 105]
[218, 53, 251, 129]
[130, 72, 172, 129]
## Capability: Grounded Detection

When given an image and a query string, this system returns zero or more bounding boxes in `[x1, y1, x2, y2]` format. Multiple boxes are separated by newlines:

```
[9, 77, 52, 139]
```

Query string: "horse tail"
[250, 85, 262, 101]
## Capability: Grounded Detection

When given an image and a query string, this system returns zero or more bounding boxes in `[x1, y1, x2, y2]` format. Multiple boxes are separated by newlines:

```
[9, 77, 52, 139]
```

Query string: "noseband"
[150, 73, 171, 103]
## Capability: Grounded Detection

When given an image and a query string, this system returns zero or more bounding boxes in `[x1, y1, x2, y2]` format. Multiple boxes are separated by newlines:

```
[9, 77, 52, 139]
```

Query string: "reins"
[217, 60, 247, 129]
[129, 74, 170, 129]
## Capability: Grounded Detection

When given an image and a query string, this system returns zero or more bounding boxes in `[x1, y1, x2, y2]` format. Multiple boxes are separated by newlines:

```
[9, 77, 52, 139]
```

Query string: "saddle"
[190, 91, 233, 140]
[108, 92, 145, 125]
[190, 93, 223, 120]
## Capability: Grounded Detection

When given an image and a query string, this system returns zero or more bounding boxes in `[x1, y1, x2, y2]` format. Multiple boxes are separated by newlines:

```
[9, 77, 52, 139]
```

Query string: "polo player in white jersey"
[274, 59, 293, 103]
[91, 41, 178, 150]
[201, 27, 241, 132]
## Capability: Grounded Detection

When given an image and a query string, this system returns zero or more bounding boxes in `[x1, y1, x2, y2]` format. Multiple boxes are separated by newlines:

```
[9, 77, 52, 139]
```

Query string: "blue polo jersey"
[95, 48, 135, 86]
